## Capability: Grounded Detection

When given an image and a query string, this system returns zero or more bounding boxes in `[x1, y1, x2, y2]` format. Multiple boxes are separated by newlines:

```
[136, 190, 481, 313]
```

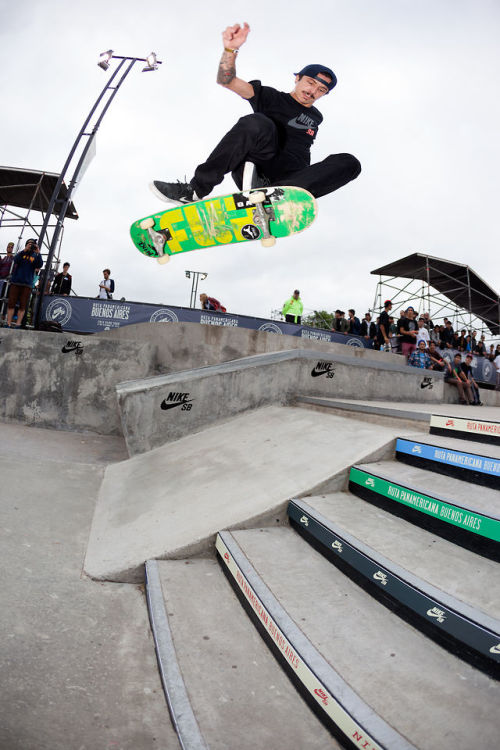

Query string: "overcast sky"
[1, 0, 499, 325]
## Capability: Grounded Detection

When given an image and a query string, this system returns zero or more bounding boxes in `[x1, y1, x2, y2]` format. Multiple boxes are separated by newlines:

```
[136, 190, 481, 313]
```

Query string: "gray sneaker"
[149, 180, 198, 205]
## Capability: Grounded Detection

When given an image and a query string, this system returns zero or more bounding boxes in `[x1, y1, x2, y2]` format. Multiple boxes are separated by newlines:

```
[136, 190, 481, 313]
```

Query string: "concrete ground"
[0, 423, 179, 750]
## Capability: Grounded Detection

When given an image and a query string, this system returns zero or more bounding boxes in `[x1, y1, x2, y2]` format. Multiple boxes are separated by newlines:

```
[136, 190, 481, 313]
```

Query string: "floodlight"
[98, 50, 114, 71]
[143, 52, 158, 72]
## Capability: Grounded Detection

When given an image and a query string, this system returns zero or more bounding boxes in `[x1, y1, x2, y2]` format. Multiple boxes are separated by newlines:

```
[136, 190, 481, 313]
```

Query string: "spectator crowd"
[2, 243, 500, 401]
[279, 291, 500, 402]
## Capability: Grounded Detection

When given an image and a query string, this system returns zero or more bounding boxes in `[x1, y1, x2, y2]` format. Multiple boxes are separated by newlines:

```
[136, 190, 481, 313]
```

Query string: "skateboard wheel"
[157, 254, 170, 265]
[140, 217, 155, 230]
[248, 191, 266, 204]
[261, 236, 276, 247]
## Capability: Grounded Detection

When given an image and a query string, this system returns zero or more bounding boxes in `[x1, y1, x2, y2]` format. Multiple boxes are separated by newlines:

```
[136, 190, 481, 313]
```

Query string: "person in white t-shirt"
[416, 317, 430, 347]
[98, 268, 114, 299]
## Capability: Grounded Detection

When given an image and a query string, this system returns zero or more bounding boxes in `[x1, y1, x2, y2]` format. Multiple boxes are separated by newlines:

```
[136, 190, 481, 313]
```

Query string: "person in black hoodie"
[51, 263, 72, 296]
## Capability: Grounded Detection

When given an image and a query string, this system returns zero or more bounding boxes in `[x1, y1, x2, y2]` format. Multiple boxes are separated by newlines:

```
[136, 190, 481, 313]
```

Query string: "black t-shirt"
[378, 310, 390, 341]
[461, 363, 473, 378]
[399, 317, 417, 343]
[248, 81, 323, 179]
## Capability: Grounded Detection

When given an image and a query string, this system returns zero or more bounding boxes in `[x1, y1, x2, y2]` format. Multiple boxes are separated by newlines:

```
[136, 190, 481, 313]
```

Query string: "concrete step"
[147, 558, 338, 750]
[295, 396, 500, 423]
[395, 432, 500, 488]
[84, 406, 401, 582]
[221, 528, 499, 750]
[288, 493, 500, 674]
[349, 460, 500, 559]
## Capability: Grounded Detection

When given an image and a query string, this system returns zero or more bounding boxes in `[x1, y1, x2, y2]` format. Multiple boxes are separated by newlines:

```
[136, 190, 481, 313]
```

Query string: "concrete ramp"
[84, 406, 401, 583]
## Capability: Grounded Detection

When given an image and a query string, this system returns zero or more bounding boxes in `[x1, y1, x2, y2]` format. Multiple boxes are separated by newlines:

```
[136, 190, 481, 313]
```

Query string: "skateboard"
[130, 186, 317, 264]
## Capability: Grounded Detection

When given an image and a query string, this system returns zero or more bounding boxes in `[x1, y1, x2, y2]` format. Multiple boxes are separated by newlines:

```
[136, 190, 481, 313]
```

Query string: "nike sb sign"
[311, 361, 335, 378]
[160, 392, 194, 412]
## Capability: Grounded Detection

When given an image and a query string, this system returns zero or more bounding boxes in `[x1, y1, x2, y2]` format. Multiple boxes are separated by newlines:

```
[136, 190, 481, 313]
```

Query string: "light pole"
[185, 270, 208, 308]
[34, 49, 162, 328]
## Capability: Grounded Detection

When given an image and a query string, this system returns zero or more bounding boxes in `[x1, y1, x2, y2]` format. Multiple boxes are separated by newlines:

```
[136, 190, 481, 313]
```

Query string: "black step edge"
[216, 530, 416, 750]
[288, 498, 500, 679]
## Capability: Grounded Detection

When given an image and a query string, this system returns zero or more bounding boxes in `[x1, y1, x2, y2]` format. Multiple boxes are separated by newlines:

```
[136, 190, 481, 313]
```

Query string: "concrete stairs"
[145, 404, 500, 749]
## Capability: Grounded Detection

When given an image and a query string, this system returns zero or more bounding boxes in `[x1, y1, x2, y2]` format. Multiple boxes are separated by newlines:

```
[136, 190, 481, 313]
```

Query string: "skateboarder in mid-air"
[151, 22, 361, 205]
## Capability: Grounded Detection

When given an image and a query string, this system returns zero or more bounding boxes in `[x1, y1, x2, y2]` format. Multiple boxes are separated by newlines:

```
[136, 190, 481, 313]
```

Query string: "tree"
[302, 310, 333, 330]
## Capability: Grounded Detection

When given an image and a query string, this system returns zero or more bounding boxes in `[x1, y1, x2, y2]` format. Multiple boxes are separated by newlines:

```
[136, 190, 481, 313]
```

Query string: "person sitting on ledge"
[461, 354, 482, 405]
[408, 340, 431, 369]
[445, 353, 474, 404]
[427, 341, 451, 374]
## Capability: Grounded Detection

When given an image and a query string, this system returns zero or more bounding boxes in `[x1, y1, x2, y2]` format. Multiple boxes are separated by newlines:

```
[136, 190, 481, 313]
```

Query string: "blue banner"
[41, 295, 373, 349]
[396, 438, 500, 478]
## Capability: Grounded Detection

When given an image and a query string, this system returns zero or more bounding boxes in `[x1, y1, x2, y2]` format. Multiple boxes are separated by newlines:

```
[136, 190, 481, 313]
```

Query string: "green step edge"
[349, 466, 500, 543]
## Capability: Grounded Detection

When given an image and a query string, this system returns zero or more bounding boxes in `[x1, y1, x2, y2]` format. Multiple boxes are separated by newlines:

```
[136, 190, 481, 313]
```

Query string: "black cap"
[294, 64, 337, 91]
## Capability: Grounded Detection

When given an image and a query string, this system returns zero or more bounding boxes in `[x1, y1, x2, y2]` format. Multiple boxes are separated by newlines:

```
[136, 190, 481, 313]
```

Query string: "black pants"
[285, 314, 301, 324]
[192, 113, 361, 199]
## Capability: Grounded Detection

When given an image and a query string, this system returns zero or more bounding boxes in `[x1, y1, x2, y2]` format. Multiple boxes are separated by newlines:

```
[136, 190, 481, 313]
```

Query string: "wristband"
[224, 47, 238, 55]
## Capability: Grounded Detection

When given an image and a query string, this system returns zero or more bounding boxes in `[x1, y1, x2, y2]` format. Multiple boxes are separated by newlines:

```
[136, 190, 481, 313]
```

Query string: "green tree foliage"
[302, 310, 333, 330]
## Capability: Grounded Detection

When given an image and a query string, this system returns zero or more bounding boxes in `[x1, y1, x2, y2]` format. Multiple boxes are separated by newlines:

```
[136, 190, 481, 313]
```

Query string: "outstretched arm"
[217, 22, 254, 99]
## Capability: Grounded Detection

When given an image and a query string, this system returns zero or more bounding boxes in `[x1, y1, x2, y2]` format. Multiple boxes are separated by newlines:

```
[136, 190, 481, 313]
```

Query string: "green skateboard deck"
[130, 186, 317, 264]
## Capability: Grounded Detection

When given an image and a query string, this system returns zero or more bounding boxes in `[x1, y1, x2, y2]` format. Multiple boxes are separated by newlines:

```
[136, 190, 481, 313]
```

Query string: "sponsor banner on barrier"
[396, 439, 500, 478]
[215, 534, 384, 750]
[349, 467, 500, 542]
[430, 415, 500, 440]
[41, 296, 373, 347]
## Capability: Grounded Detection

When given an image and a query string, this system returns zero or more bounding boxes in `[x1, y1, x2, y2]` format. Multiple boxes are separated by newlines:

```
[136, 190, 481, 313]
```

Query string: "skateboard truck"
[248, 191, 276, 247]
[139, 218, 171, 264]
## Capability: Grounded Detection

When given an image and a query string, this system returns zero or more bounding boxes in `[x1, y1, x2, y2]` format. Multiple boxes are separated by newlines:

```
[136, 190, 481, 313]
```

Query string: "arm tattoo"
[217, 51, 236, 85]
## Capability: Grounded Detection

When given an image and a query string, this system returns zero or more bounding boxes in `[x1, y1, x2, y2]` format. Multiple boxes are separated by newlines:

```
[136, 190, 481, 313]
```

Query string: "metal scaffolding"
[0, 167, 78, 321]
[371, 253, 500, 341]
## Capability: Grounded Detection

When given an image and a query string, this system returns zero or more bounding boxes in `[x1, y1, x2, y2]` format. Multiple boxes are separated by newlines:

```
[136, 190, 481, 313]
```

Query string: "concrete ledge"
[100, 320, 396, 370]
[0, 329, 157, 434]
[216, 531, 416, 750]
[117, 348, 445, 456]
[288, 498, 500, 677]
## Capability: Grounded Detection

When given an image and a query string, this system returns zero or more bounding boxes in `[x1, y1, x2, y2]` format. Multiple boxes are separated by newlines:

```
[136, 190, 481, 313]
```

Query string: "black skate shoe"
[149, 180, 199, 205]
